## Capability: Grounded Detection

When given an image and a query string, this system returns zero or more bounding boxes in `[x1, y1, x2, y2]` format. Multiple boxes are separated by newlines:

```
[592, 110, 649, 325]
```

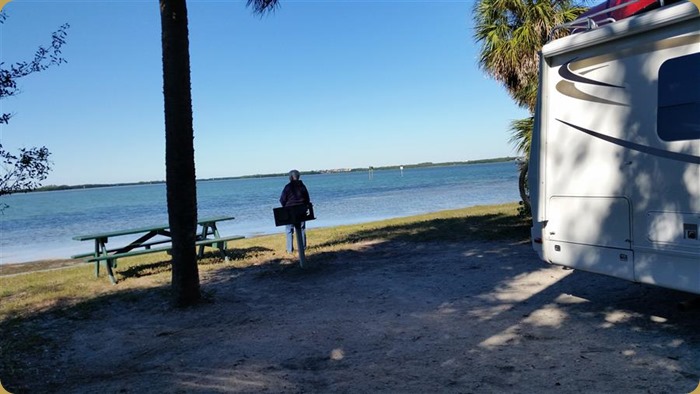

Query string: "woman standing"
[279, 170, 311, 253]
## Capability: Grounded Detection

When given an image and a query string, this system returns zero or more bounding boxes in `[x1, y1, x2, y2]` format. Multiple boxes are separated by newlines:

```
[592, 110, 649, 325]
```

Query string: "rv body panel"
[530, 1, 700, 294]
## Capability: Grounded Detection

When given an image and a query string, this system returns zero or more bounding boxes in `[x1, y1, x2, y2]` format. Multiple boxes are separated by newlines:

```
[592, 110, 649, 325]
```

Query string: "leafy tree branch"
[0, 14, 69, 198]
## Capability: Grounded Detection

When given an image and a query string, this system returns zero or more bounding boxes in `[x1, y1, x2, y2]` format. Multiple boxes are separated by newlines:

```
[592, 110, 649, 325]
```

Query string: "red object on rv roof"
[579, 0, 682, 25]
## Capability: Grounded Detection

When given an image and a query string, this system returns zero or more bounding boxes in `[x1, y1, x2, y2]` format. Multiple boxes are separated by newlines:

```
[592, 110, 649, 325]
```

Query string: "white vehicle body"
[529, 1, 700, 294]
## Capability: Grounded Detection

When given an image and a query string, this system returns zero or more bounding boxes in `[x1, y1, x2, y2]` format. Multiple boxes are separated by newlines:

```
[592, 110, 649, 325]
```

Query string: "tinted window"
[657, 53, 700, 141]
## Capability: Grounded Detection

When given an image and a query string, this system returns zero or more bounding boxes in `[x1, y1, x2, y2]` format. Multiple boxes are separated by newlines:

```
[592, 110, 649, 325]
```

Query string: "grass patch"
[0, 202, 528, 390]
[315, 203, 529, 246]
[1, 202, 527, 319]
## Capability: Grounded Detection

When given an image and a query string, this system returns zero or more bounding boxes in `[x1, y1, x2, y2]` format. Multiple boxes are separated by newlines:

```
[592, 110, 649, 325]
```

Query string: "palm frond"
[509, 116, 534, 156]
[247, 0, 280, 15]
[474, 0, 587, 156]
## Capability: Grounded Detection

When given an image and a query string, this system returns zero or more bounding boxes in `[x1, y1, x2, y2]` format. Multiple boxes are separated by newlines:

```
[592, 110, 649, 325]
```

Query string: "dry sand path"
[21, 239, 700, 393]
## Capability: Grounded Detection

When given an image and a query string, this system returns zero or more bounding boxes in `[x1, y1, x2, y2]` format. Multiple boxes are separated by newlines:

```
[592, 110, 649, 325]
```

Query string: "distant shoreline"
[35, 156, 518, 192]
[3, 160, 519, 266]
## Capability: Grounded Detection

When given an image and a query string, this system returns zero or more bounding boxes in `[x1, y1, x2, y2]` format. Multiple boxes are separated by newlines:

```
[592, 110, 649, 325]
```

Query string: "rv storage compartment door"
[545, 196, 634, 280]
[547, 196, 631, 249]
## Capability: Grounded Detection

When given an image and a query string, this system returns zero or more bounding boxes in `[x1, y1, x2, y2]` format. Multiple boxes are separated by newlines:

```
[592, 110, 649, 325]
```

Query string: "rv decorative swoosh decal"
[556, 60, 628, 104]
[555, 80, 628, 106]
[558, 60, 625, 88]
[556, 119, 700, 164]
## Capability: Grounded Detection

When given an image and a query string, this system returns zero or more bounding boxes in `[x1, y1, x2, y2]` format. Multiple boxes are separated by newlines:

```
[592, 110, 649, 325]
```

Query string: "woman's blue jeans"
[286, 222, 306, 253]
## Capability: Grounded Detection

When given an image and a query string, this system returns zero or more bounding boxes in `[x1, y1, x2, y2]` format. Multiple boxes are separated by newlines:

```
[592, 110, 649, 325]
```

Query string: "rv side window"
[657, 53, 700, 142]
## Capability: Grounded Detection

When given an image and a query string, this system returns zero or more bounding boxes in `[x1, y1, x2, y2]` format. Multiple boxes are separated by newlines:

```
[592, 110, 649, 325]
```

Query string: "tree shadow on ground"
[5, 214, 699, 393]
[116, 246, 273, 280]
[197, 237, 700, 393]
[0, 283, 172, 393]
[318, 212, 530, 247]
[211, 238, 700, 390]
[223, 246, 273, 261]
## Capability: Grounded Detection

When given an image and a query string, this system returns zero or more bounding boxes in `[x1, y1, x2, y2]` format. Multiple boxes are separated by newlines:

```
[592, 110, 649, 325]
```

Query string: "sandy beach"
[5, 235, 699, 393]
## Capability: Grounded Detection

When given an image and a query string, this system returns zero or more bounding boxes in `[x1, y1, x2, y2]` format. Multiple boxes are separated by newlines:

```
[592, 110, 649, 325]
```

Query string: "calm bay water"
[0, 161, 519, 264]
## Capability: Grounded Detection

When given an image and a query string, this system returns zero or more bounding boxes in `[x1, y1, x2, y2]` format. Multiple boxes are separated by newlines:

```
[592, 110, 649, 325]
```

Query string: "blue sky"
[1, 0, 527, 186]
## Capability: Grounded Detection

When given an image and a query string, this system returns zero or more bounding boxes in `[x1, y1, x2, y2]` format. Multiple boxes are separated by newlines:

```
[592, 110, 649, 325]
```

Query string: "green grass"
[0, 202, 529, 389]
[0, 202, 528, 320]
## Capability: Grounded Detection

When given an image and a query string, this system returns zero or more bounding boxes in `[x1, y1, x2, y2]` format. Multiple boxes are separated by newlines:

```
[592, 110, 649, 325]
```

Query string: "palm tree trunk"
[159, 0, 200, 306]
[518, 160, 531, 213]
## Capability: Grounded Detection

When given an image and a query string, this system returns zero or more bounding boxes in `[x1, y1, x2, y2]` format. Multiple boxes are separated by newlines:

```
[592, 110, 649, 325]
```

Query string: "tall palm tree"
[473, 0, 585, 112]
[159, 0, 278, 307]
[473, 0, 586, 209]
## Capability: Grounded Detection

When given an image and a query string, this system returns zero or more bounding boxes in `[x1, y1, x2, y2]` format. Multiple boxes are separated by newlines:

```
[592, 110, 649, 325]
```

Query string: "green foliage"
[0, 147, 52, 199]
[472, 0, 587, 161]
[510, 116, 533, 157]
[473, 0, 587, 213]
[472, 0, 586, 112]
[246, 0, 280, 14]
[0, 17, 69, 199]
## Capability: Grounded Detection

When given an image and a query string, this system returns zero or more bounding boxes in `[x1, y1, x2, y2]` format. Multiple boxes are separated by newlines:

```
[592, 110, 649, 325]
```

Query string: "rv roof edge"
[543, 1, 698, 57]
[553, 0, 643, 36]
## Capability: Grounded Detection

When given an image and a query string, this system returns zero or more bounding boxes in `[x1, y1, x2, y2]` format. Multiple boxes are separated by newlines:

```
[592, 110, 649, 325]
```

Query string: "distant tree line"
[33, 157, 518, 192]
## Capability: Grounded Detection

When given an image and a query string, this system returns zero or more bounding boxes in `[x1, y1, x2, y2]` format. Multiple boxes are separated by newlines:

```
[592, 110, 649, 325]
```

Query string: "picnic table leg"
[93, 239, 100, 278]
[295, 223, 307, 269]
[94, 238, 110, 278]
[92, 237, 117, 284]
[198, 222, 224, 259]
[210, 223, 226, 256]
[211, 224, 222, 247]
[217, 241, 230, 262]
[105, 258, 118, 285]
[212, 223, 229, 261]
[197, 223, 212, 258]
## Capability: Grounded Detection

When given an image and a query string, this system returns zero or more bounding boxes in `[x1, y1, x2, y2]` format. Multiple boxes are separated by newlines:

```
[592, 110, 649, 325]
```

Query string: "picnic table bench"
[71, 216, 244, 284]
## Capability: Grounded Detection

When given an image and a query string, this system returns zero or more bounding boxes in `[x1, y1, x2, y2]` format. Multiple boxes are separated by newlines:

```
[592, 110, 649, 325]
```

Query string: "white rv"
[529, 0, 700, 294]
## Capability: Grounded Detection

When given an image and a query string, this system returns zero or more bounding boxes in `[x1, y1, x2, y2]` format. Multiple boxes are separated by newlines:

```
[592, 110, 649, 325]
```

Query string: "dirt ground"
[17, 239, 700, 393]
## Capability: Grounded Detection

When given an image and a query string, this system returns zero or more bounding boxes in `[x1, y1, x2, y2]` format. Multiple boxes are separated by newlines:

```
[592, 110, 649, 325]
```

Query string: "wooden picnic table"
[72, 216, 243, 284]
